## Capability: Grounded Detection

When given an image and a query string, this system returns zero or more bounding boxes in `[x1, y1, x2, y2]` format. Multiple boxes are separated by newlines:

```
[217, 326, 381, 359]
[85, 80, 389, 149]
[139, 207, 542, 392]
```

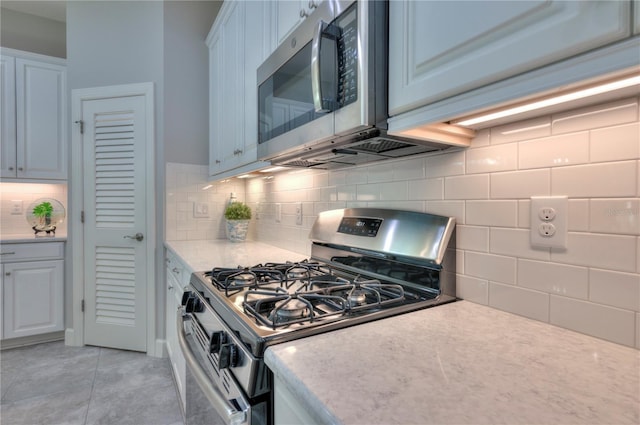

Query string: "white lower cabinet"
[274, 374, 322, 425]
[165, 250, 187, 411]
[1, 242, 64, 340]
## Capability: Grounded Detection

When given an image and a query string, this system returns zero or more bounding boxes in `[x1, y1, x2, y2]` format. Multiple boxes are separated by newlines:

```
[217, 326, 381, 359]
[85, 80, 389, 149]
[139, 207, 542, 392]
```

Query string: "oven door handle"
[177, 307, 246, 425]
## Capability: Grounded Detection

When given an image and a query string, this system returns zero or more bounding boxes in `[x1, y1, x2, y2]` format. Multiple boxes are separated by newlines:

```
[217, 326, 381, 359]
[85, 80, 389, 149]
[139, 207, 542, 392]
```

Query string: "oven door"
[177, 308, 250, 425]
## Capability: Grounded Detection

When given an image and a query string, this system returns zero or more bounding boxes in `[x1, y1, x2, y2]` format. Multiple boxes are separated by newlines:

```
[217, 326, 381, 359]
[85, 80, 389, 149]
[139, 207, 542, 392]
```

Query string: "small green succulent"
[224, 202, 251, 220]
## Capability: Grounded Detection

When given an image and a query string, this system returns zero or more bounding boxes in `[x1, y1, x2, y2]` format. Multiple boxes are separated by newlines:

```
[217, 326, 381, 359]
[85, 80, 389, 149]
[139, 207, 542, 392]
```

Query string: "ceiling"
[1, 1, 66, 23]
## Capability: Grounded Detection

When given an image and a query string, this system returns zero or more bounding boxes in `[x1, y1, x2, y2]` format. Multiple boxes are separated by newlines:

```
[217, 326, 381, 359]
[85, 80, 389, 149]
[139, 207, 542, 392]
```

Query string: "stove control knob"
[209, 331, 227, 353]
[181, 291, 193, 306]
[218, 343, 238, 369]
[184, 296, 203, 313]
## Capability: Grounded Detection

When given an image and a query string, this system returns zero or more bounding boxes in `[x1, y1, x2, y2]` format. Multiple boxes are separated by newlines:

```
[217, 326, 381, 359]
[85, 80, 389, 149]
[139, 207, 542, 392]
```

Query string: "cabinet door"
[241, 1, 271, 165]
[16, 58, 67, 179]
[389, 1, 631, 116]
[3, 260, 64, 339]
[166, 265, 185, 410]
[0, 55, 16, 178]
[209, 0, 245, 175]
[272, 0, 305, 47]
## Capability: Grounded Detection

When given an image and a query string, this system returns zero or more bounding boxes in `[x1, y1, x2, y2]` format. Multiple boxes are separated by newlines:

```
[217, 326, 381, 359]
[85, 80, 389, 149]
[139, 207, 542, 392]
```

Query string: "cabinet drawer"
[0, 242, 64, 262]
[165, 250, 186, 289]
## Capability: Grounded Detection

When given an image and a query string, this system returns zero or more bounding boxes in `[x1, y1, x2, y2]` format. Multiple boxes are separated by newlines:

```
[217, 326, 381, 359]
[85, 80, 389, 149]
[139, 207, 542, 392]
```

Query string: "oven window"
[258, 35, 337, 144]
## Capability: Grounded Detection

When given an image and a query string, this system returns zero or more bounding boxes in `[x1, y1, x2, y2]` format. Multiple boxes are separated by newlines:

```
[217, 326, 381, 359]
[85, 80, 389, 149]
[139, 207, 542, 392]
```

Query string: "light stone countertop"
[266, 300, 640, 425]
[164, 239, 306, 274]
[165, 239, 640, 425]
[1, 234, 67, 243]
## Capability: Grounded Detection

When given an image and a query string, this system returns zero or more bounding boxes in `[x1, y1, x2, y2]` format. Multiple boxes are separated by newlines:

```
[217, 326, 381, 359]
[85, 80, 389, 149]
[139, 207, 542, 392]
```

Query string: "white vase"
[225, 219, 249, 242]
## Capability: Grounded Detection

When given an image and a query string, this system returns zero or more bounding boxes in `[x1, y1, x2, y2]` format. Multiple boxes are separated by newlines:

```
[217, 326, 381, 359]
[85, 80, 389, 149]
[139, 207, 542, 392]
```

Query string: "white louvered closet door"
[82, 95, 148, 352]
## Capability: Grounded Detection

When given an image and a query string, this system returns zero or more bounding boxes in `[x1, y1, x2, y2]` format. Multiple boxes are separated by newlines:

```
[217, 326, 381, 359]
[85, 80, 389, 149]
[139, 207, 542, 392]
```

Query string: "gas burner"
[347, 288, 368, 306]
[274, 298, 310, 321]
[286, 267, 311, 281]
[227, 272, 256, 288]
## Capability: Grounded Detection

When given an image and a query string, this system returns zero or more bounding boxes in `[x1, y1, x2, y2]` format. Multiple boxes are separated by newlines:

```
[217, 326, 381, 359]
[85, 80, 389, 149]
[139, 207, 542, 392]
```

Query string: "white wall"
[164, 1, 221, 166]
[66, 0, 219, 345]
[235, 97, 640, 349]
[0, 8, 66, 58]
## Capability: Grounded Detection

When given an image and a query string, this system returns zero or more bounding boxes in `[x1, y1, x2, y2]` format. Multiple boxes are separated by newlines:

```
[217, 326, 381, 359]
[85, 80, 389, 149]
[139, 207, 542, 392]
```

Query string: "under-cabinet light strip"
[455, 74, 640, 127]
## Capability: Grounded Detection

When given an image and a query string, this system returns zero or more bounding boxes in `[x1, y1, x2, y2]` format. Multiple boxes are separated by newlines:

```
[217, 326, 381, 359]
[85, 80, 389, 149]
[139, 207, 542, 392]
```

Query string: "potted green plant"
[33, 201, 54, 227]
[224, 202, 251, 242]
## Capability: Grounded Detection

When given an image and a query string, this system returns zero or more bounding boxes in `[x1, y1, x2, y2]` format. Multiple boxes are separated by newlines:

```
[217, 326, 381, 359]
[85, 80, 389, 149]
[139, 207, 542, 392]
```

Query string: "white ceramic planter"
[225, 219, 250, 242]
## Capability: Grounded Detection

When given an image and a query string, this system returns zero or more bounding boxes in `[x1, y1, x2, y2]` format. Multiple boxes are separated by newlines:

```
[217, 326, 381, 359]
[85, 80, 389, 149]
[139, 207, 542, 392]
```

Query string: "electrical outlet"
[10, 200, 23, 215]
[193, 202, 209, 218]
[530, 196, 567, 249]
[295, 202, 303, 225]
[276, 203, 282, 223]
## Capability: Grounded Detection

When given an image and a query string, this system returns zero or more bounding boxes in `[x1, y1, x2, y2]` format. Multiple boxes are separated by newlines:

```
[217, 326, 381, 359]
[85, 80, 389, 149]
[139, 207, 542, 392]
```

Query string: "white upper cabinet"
[1, 50, 66, 180]
[270, 0, 322, 49]
[389, 1, 632, 116]
[207, 0, 271, 178]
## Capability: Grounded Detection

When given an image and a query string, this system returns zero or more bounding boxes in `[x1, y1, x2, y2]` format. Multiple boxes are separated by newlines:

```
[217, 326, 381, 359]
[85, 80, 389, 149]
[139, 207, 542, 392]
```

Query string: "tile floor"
[0, 340, 183, 425]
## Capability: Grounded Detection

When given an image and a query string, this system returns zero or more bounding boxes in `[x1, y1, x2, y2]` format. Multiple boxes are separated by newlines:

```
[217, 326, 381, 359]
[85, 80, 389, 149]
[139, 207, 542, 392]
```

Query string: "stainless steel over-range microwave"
[257, 0, 451, 170]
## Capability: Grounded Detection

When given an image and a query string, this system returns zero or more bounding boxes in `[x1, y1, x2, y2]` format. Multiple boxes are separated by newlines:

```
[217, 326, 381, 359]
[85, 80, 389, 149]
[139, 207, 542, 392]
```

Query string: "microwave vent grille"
[353, 138, 409, 154]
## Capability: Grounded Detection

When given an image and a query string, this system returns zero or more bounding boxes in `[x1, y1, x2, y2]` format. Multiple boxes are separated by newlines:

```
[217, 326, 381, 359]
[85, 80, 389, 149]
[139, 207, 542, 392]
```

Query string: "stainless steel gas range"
[177, 208, 456, 425]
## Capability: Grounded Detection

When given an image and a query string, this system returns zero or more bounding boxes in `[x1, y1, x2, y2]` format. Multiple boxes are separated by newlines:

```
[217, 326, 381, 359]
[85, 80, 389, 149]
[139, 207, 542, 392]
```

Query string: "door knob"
[124, 232, 144, 241]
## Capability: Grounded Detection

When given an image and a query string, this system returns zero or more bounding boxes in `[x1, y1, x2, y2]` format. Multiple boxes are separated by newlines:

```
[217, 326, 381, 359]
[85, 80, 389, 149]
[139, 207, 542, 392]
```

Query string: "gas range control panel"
[337, 217, 383, 237]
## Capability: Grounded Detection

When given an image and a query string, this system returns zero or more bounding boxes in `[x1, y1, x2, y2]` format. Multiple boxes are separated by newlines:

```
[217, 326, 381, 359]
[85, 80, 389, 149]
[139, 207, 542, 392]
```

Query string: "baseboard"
[1, 331, 64, 350]
[153, 338, 168, 358]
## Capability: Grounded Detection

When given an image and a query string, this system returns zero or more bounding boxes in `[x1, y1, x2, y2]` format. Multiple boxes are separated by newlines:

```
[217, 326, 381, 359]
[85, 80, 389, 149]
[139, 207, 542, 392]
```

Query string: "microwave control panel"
[337, 5, 358, 107]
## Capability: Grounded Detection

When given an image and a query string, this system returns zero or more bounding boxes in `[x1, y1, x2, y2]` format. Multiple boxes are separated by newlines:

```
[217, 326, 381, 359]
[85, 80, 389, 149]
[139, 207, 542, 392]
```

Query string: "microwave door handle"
[311, 20, 329, 113]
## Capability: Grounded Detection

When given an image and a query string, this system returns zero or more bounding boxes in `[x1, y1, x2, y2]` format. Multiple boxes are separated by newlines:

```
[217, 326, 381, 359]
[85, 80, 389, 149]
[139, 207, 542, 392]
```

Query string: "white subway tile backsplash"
[407, 178, 443, 200]
[552, 98, 638, 134]
[517, 259, 588, 299]
[589, 269, 640, 312]
[552, 161, 637, 197]
[466, 200, 517, 227]
[552, 232, 636, 272]
[489, 282, 549, 322]
[490, 169, 550, 199]
[457, 225, 489, 252]
[425, 150, 465, 177]
[456, 274, 488, 304]
[367, 162, 395, 183]
[465, 251, 516, 284]
[379, 181, 408, 201]
[392, 157, 424, 181]
[490, 228, 550, 261]
[212, 96, 640, 347]
[445, 174, 489, 199]
[519, 132, 589, 170]
[424, 201, 465, 223]
[470, 128, 490, 147]
[589, 198, 640, 235]
[490, 116, 551, 145]
[466, 143, 518, 174]
[636, 313, 640, 349]
[517, 199, 531, 228]
[550, 295, 636, 347]
[568, 199, 589, 232]
[591, 122, 640, 163]
[345, 167, 368, 185]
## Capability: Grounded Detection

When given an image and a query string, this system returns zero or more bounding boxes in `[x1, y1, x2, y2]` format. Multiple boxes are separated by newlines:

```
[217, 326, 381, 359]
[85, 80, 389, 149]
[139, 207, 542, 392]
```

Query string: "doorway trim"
[67, 82, 158, 356]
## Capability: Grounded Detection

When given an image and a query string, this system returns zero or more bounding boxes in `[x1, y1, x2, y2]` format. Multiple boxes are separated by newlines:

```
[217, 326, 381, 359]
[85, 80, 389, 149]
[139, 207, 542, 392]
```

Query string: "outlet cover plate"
[530, 196, 567, 249]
